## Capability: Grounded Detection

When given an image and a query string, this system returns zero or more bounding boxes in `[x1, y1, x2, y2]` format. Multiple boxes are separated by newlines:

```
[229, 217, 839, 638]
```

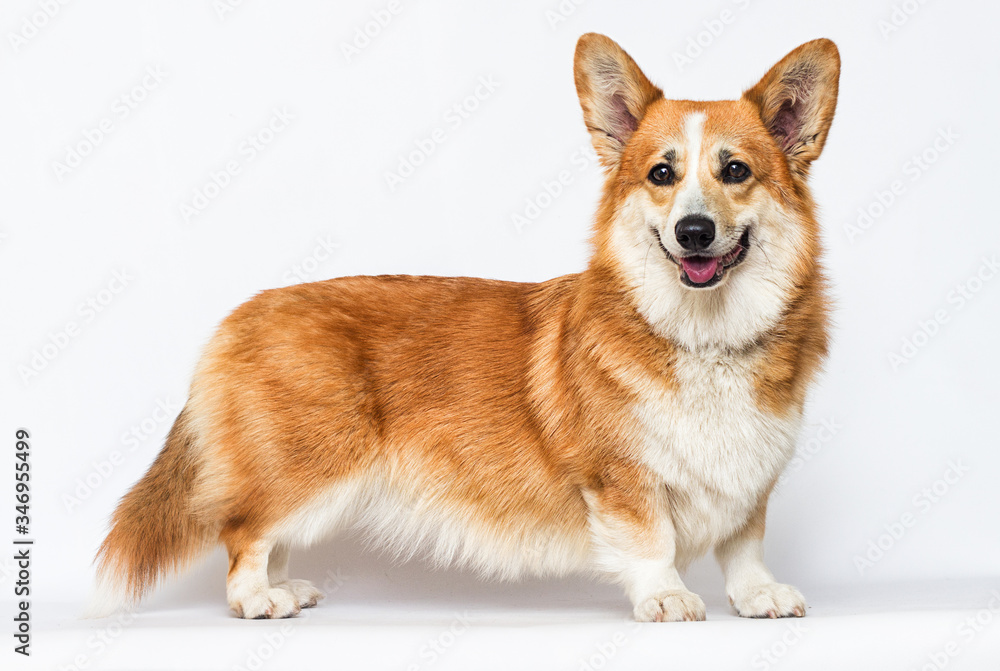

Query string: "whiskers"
[751, 231, 801, 290]
[641, 241, 654, 291]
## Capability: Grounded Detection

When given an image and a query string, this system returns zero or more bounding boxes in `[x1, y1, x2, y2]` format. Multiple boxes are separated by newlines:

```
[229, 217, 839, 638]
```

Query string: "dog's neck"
[567, 254, 828, 417]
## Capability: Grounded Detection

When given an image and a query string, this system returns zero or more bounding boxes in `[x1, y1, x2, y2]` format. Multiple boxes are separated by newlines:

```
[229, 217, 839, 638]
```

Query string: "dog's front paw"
[634, 590, 706, 622]
[729, 582, 806, 618]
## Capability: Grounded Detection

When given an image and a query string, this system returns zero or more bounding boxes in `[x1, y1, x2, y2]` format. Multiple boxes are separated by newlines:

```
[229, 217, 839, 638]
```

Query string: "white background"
[2, 0, 999, 669]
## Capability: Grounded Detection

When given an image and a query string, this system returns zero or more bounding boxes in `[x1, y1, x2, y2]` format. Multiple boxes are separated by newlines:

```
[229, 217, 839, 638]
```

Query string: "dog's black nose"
[675, 216, 715, 252]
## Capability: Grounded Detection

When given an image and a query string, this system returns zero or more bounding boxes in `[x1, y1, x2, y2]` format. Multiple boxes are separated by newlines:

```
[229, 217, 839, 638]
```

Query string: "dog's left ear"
[743, 39, 840, 177]
[574, 33, 662, 169]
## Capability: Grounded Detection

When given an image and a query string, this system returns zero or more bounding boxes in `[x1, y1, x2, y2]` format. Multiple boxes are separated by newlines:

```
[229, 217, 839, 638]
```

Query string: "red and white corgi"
[93, 33, 839, 622]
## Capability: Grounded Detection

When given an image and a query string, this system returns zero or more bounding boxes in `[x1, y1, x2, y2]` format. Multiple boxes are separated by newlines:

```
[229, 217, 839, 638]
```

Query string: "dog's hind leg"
[266, 543, 324, 609]
[225, 533, 301, 619]
[266, 543, 290, 584]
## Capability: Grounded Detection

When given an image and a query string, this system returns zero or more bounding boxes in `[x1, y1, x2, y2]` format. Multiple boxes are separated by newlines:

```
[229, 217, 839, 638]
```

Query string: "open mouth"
[656, 228, 751, 288]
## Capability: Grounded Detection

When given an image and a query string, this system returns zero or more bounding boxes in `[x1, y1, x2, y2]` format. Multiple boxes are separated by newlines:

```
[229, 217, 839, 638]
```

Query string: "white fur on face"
[611, 197, 803, 350]
[609, 110, 807, 351]
[670, 112, 708, 225]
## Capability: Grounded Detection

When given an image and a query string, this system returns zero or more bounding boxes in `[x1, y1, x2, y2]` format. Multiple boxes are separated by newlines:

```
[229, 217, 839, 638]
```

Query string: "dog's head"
[575, 34, 839, 349]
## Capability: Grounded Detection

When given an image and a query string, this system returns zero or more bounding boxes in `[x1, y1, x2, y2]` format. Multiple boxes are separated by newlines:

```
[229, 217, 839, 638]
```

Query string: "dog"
[93, 33, 839, 622]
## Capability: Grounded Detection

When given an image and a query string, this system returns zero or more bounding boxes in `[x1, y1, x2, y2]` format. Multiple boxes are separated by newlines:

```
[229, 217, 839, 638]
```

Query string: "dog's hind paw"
[729, 582, 806, 619]
[633, 590, 706, 622]
[230, 587, 302, 619]
[275, 579, 325, 609]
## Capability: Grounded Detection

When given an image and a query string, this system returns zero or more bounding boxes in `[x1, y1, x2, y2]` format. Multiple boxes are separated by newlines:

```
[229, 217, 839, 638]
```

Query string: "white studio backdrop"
[1, 0, 998, 648]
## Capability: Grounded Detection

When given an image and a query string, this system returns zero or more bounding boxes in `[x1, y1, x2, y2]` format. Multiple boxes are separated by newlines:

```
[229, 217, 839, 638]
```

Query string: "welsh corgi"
[93, 33, 839, 622]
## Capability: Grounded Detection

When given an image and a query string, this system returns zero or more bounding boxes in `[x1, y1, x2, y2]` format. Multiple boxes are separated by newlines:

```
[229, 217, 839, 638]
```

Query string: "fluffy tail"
[88, 408, 216, 617]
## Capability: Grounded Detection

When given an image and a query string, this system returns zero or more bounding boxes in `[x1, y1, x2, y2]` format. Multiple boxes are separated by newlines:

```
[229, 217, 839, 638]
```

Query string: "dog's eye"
[723, 161, 751, 183]
[648, 164, 674, 185]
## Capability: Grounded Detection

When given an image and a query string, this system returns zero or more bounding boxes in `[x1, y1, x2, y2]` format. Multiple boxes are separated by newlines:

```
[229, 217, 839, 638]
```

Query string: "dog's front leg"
[585, 481, 705, 622]
[714, 493, 806, 619]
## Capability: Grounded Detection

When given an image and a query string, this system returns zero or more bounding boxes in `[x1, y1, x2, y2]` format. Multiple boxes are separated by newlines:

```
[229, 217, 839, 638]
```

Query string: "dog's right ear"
[574, 33, 662, 169]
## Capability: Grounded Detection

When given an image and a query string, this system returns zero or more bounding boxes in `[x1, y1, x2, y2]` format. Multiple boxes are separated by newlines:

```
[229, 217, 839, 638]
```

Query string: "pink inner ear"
[772, 99, 804, 151]
[770, 66, 817, 151]
[609, 92, 638, 142]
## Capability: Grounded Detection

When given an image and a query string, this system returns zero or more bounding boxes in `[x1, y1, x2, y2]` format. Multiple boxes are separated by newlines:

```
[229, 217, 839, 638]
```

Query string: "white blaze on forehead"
[683, 112, 707, 177]
[673, 112, 708, 220]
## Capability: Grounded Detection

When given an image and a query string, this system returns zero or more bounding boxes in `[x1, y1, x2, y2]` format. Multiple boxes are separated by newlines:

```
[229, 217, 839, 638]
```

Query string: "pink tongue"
[681, 256, 719, 284]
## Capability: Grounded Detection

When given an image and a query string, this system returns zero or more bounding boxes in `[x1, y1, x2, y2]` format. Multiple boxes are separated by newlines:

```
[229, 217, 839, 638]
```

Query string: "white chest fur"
[633, 346, 802, 563]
